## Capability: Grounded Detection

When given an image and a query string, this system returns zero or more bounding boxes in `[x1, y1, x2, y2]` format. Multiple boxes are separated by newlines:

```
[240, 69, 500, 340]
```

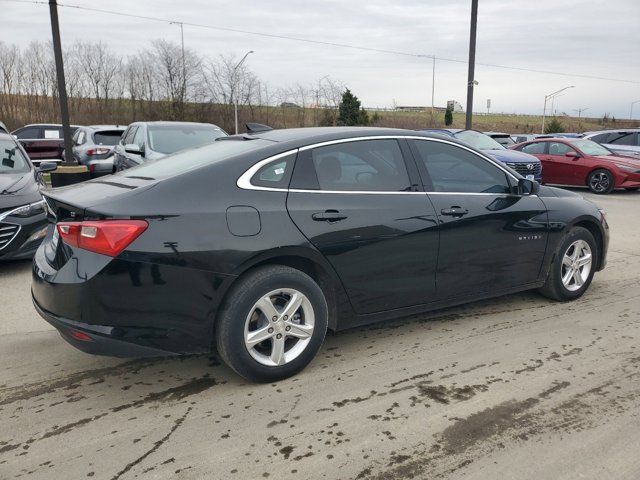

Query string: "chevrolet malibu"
[32, 127, 609, 382]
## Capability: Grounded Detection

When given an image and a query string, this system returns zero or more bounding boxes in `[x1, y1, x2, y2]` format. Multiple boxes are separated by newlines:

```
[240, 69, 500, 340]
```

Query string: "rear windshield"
[454, 130, 505, 150]
[148, 125, 227, 154]
[120, 139, 269, 180]
[0, 139, 30, 174]
[93, 131, 124, 146]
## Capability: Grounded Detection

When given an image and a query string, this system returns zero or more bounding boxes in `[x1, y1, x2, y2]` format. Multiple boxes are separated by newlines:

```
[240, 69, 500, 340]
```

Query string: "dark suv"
[12, 124, 79, 164]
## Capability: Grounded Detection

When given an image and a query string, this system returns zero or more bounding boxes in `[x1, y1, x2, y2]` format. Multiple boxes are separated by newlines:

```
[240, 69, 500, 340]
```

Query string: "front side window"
[122, 126, 137, 145]
[412, 140, 511, 194]
[132, 127, 146, 148]
[309, 139, 410, 191]
[548, 142, 573, 155]
[521, 142, 546, 154]
[572, 140, 612, 156]
[0, 140, 30, 174]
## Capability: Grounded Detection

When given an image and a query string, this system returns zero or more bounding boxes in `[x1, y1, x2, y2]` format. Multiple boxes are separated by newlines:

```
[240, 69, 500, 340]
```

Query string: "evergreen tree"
[544, 117, 565, 134]
[444, 106, 453, 126]
[338, 89, 370, 126]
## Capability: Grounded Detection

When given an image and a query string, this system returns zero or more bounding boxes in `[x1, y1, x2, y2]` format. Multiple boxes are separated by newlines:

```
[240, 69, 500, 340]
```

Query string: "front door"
[286, 138, 439, 314]
[409, 138, 549, 299]
[545, 141, 583, 185]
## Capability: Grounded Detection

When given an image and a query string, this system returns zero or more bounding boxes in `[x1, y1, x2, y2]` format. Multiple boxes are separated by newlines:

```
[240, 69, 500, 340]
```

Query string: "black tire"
[539, 226, 598, 301]
[215, 265, 328, 382]
[587, 169, 614, 194]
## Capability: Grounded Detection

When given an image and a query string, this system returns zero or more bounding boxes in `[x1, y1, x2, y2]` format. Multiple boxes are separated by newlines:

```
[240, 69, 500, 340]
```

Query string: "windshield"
[148, 125, 227, 154]
[93, 131, 124, 146]
[454, 130, 505, 150]
[572, 140, 612, 156]
[120, 138, 269, 180]
[0, 139, 30, 174]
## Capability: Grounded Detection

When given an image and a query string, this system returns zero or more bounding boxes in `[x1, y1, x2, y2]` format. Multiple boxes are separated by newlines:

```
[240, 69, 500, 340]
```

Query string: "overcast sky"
[3, 0, 640, 118]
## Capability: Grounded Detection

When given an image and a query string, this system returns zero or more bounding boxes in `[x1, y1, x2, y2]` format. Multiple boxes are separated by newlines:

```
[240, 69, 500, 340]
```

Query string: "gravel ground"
[1, 189, 639, 480]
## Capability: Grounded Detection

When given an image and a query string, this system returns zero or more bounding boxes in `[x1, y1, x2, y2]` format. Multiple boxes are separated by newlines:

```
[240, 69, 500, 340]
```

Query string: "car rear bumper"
[33, 295, 176, 357]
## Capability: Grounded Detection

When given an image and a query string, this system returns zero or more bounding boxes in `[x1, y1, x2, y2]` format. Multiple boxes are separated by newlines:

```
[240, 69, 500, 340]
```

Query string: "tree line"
[0, 40, 351, 132]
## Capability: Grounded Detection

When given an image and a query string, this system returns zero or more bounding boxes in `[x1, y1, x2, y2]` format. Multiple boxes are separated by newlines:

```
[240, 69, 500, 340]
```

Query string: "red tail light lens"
[86, 148, 110, 156]
[56, 220, 148, 256]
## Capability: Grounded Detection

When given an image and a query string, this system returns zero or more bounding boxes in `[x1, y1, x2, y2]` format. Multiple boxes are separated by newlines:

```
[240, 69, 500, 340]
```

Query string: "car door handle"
[312, 210, 347, 222]
[441, 206, 469, 217]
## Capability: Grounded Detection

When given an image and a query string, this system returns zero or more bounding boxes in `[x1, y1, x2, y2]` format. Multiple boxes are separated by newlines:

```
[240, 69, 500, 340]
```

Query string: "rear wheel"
[215, 265, 328, 382]
[539, 226, 597, 301]
[588, 169, 614, 194]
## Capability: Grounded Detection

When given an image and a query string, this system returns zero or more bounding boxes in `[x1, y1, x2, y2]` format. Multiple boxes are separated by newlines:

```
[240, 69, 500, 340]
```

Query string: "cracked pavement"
[1, 189, 640, 480]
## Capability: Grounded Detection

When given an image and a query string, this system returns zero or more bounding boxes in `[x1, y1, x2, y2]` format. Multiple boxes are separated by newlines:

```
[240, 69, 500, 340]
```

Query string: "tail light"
[86, 148, 110, 156]
[89, 164, 96, 173]
[57, 220, 148, 257]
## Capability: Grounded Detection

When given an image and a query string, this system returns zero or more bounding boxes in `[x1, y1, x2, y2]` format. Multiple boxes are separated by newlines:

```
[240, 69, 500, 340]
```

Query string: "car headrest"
[317, 156, 342, 184]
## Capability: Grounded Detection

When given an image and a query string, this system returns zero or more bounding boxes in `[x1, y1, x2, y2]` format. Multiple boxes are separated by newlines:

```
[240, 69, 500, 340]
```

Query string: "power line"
[3, 0, 640, 85]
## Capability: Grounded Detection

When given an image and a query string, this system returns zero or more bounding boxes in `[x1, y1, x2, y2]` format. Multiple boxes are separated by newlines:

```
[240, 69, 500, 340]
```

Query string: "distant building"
[447, 100, 464, 113]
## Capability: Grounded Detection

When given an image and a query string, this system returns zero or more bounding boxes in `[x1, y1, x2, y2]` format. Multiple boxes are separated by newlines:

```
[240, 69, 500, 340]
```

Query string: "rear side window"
[250, 153, 295, 188]
[309, 139, 410, 192]
[590, 133, 610, 143]
[608, 132, 636, 146]
[548, 142, 573, 155]
[14, 127, 40, 139]
[412, 140, 511, 194]
[520, 142, 546, 154]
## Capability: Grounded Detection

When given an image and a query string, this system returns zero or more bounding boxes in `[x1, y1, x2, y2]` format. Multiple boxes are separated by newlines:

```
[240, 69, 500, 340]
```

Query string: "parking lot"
[1, 188, 639, 480]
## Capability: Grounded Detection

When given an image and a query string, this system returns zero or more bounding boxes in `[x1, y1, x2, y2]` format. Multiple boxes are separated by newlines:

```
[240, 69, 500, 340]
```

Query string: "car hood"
[0, 171, 42, 209]
[595, 155, 640, 168]
[484, 149, 539, 163]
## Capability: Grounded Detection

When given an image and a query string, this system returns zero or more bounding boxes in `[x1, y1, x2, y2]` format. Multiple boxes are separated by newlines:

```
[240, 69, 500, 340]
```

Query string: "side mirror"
[566, 151, 580, 158]
[124, 143, 144, 156]
[518, 178, 540, 196]
[37, 162, 57, 173]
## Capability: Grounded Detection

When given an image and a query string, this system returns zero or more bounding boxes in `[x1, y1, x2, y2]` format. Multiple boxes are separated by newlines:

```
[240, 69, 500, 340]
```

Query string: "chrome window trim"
[237, 135, 520, 193]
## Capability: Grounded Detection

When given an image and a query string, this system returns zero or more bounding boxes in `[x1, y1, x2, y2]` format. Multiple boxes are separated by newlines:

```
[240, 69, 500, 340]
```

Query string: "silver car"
[583, 129, 640, 159]
[70, 125, 126, 177]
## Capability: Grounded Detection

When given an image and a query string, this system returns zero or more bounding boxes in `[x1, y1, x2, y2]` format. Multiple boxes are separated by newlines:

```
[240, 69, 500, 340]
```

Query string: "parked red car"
[510, 138, 640, 194]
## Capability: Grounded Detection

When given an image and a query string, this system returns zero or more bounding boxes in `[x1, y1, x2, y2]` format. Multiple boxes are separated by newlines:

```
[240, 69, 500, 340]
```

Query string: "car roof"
[130, 121, 222, 128]
[88, 125, 127, 130]
[484, 131, 510, 136]
[18, 123, 81, 128]
[584, 128, 640, 135]
[245, 126, 447, 146]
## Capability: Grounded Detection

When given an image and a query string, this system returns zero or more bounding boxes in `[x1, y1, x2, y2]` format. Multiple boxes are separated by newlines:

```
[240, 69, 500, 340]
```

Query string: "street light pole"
[48, 0, 74, 166]
[630, 100, 640, 120]
[465, 0, 478, 129]
[233, 50, 254, 134]
[431, 55, 436, 117]
[541, 85, 574, 133]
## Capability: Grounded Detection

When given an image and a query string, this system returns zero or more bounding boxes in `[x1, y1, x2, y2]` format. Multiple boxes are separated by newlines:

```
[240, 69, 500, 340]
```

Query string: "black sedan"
[1, 132, 56, 261]
[32, 127, 609, 382]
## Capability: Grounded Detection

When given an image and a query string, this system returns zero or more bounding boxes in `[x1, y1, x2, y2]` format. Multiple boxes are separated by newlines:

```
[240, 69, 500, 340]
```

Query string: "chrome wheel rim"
[244, 288, 315, 367]
[590, 172, 610, 193]
[561, 240, 592, 292]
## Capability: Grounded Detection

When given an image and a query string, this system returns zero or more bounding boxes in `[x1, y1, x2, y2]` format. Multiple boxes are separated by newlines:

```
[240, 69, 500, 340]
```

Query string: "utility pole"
[630, 100, 640, 120]
[573, 107, 588, 119]
[232, 50, 254, 134]
[465, 0, 478, 129]
[431, 55, 436, 118]
[48, 0, 74, 166]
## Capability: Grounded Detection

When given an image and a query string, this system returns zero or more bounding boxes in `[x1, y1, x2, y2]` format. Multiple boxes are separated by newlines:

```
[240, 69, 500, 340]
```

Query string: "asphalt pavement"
[1, 189, 639, 480]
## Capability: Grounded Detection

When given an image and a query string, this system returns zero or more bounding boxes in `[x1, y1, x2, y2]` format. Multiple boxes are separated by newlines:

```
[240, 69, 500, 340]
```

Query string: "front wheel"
[215, 265, 328, 382]
[588, 169, 614, 194]
[539, 226, 597, 301]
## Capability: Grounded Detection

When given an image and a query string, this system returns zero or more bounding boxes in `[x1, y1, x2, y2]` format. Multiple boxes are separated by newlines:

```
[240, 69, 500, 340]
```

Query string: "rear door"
[286, 137, 439, 314]
[409, 138, 548, 298]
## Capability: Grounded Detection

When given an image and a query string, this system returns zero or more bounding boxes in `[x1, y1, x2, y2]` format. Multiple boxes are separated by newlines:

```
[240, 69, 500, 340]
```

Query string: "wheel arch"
[213, 247, 354, 337]
[585, 166, 616, 187]
[572, 219, 605, 270]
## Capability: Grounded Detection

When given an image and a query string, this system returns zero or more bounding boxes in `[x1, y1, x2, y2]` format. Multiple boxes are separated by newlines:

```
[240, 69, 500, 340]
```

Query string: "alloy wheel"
[589, 172, 610, 193]
[244, 288, 315, 367]
[561, 240, 592, 292]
